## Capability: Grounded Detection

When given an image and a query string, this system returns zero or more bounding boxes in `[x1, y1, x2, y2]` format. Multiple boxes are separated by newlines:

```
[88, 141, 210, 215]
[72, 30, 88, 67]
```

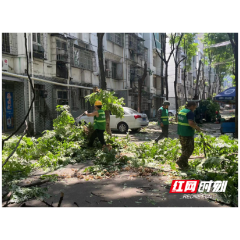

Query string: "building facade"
[2, 33, 164, 134]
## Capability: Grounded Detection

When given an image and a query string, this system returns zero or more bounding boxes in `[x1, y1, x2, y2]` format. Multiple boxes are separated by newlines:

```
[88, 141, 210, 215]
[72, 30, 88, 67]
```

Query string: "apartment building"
[2, 33, 164, 134]
[2, 33, 100, 134]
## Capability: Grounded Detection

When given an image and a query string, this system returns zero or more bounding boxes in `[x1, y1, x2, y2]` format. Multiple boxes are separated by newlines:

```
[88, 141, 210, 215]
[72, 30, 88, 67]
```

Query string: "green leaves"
[85, 89, 125, 118]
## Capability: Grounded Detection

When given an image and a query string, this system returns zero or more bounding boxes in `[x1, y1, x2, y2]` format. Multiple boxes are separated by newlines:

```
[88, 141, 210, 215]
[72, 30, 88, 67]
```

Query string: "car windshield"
[124, 108, 139, 115]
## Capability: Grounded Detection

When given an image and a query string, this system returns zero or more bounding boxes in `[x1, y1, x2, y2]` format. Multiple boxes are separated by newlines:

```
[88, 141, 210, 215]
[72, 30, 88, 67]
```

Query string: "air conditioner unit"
[2, 59, 8, 71]
[106, 71, 112, 78]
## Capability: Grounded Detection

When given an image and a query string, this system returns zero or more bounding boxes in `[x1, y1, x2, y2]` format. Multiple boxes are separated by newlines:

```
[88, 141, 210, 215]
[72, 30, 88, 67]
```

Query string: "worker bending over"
[155, 101, 170, 143]
[85, 101, 106, 148]
[176, 101, 202, 169]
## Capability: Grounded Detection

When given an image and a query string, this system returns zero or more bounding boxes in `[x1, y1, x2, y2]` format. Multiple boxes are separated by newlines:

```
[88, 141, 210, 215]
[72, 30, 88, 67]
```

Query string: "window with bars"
[128, 34, 137, 52]
[34, 84, 46, 111]
[137, 41, 145, 56]
[80, 97, 86, 110]
[32, 33, 41, 44]
[56, 90, 68, 105]
[107, 33, 123, 47]
[2, 33, 10, 53]
[56, 39, 68, 62]
[32, 33, 45, 59]
[112, 62, 117, 79]
[71, 89, 79, 111]
[74, 48, 93, 71]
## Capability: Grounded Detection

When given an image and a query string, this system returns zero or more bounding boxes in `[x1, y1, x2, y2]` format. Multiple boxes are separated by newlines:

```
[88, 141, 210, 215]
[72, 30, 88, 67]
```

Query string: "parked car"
[76, 107, 149, 133]
[168, 110, 176, 116]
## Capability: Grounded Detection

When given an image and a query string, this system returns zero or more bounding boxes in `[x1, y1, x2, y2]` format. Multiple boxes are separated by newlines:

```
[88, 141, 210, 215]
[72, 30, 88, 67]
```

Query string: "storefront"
[2, 75, 24, 133]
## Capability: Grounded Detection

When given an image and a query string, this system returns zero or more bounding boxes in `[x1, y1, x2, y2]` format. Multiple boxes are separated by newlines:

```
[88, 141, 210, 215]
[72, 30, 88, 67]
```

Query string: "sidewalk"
[5, 162, 228, 207]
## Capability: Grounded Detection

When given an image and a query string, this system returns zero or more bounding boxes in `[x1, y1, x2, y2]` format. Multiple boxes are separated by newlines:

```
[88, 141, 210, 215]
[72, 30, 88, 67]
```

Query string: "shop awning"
[213, 87, 235, 104]
[2, 74, 24, 83]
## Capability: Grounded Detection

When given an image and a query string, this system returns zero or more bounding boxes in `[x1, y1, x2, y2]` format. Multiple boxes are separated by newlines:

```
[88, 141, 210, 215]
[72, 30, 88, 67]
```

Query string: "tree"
[85, 89, 125, 134]
[228, 33, 238, 138]
[178, 34, 198, 101]
[203, 33, 234, 94]
[193, 59, 202, 100]
[97, 33, 111, 135]
[138, 62, 148, 113]
[153, 33, 175, 100]
[170, 32, 186, 117]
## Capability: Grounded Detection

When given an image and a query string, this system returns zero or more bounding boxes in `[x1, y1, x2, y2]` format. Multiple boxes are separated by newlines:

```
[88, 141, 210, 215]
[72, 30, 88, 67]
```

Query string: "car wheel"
[131, 128, 141, 133]
[118, 122, 128, 133]
[168, 112, 173, 116]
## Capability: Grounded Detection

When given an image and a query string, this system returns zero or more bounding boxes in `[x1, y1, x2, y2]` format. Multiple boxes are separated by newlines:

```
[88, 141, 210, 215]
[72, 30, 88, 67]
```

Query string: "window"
[2, 33, 10, 53]
[57, 90, 68, 105]
[153, 33, 161, 50]
[32, 33, 41, 44]
[71, 89, 79, 111]
[32, 33, 44, 59]
[80, 98, 86, 110]
[107, 33, 123, 47]
[112, 62, 117, 79]
[153, 77, 157, 88]
[56, 39, 68, 62]
[34, 84, 46, 111]
[56, 61, 68, 79]
[124, 108, 139, 114]
[74, 47, 93, 71]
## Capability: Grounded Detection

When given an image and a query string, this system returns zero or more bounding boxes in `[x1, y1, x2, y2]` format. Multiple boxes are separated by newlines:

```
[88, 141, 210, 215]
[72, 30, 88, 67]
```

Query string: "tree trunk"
[193, 60, 202, 100]
[234, 33, 238, 138]
[138, 62, 148, 113]
[183, 68, 187, 101]
[165, 63, 169, 100]
[208, 64, 212, 99]
[97, 33, 111, 135]
[97, 33, 106, 90]
[202, 64, 205, 100]
[174, 64, 179, 118]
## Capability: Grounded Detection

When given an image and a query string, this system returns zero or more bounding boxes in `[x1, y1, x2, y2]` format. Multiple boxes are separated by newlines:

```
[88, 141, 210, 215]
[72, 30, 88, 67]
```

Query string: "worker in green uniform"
[85, 100, 106, 148]
[155, 101, 170, 143]
[176, 101, 202, 169]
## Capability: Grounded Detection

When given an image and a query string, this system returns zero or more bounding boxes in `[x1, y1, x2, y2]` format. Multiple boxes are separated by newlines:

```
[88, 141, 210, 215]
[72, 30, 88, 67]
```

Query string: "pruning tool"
[75, 111, 87, 125]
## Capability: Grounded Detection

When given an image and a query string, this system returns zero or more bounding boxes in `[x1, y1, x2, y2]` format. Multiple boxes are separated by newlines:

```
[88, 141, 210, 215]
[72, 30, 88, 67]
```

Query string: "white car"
[76, 107, 149, 133]
[168, 110, 176, 116]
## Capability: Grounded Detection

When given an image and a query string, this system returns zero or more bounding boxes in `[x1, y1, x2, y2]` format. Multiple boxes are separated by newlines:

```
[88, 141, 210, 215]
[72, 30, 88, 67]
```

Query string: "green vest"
[177, 108, 195, 136]
[94, 109, 106, 130]
[160, 107, 169, 125]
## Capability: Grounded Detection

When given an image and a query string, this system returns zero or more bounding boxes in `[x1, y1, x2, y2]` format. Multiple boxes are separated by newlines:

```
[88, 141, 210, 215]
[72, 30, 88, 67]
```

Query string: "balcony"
[107, 33, 123, 47]
[73, 46, 94, 71]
